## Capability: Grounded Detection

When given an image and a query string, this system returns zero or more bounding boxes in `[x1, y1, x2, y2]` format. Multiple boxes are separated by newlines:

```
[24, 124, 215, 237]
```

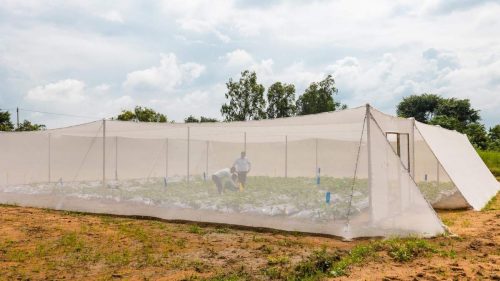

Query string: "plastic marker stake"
[326, 191, 331, 204]
[164, 177, 168, 187]
[316, 167, 321, 186]
[424, 174, 428, 182]
[203, 172, 207, 182]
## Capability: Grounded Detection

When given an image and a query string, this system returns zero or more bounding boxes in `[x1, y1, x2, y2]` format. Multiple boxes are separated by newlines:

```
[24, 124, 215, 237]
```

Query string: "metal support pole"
[315, 138, 318, 175]
[244, 132, 247, 153]
[102, 119, 106, 188]
[436, 159, 440, 186]
[165, 138, 169, 178]
[366, 104, 373, 218]
[16, 107, 19, 129]
[115, 136, 118, 181]
[285, 136, 288, 178]
[206, 141, 209, 179]
[409, 117, 415, 178]
[187, 127, 190, 186]
[48, 133, 51, 183]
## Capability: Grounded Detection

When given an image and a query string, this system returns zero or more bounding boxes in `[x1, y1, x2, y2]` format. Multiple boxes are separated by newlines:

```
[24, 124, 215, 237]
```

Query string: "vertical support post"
[409, 117, 415, 178]
[315, 138, 318, 176]
[187, 127, 190, 186]
[16, 107, 19, 129]
[205, 140, 209, 180]
[436, 159, 440, 186]
[285, 135, 288, 178]
[115, 136, 118, 181]
[102, 119, 106, 188]
[244, 132, 247, 153]
[48, 133, 51, 183]
[165, 138, 169, 179]
[366, 104, 373, 218]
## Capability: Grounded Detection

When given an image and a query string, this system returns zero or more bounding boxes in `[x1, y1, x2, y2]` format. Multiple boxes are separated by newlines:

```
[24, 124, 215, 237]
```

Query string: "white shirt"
[213, 168, 231, 178]
[233, 157, 251, 172]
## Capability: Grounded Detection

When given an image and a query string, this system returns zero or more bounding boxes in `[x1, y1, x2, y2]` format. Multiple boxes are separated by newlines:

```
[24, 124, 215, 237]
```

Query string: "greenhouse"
[0, 104, 498, 239]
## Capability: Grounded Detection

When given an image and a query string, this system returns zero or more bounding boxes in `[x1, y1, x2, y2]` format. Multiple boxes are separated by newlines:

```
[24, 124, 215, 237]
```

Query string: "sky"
[0, 0, 499, 128]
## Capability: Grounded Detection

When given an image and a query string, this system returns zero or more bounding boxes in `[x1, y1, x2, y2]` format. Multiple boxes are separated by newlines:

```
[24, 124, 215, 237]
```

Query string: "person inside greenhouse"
[212, 167, 238, 194]
[233, 151, 251, 191]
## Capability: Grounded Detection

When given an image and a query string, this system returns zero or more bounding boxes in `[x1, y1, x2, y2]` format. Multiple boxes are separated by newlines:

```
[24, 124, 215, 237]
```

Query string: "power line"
[17, 108, 102, 119]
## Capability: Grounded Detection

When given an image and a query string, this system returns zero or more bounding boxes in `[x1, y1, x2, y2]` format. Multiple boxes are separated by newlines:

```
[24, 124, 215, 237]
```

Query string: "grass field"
[478, 150, 500, 179]
[0, 191, 498, 280]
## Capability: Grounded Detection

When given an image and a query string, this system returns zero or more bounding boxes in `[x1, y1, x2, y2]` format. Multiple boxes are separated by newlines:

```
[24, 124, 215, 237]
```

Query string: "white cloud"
[100, 10, 124, 23]
[123, 53, 205, 92]
[25, 79, 86, 103]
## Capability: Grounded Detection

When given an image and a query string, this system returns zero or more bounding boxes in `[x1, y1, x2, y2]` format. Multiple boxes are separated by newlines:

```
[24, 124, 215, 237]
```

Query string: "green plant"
[188, 225, 205, 235]
[383, 238, 437, 262]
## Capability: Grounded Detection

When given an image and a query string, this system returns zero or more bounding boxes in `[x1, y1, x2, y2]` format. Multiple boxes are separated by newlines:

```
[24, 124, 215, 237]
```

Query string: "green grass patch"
[482, 191, 500, 211]
[478, 150, 500, 177]
[381, 237, 437, 262]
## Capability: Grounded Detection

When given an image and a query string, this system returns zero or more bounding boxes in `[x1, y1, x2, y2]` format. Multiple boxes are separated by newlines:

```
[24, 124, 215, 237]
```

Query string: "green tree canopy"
[396, 94, 488, 149]
[488, 125, 500, 151]
[489, 125, 500, 141]
[116, 106, 167, 122]
[184, 115, 218, 123]
[296, 75, 345, 115]
[266, 82, 296, 119]
[0, 110, 14, 131]
[221, 70, 266, 121]
[396, 93, 442, 123]
[15, 120, 46, 131]
[463, 123, 488, 150]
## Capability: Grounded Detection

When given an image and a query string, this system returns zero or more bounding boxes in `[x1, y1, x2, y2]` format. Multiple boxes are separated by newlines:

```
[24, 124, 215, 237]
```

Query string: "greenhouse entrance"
[385, 132, 410, 172]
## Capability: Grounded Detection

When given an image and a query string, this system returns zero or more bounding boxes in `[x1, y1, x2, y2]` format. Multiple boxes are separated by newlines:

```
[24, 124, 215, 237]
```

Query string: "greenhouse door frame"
[385, 132, 410, 172]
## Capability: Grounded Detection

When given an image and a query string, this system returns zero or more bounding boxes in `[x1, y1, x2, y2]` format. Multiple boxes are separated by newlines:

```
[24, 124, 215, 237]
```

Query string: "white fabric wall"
[415, 122, 500, 210]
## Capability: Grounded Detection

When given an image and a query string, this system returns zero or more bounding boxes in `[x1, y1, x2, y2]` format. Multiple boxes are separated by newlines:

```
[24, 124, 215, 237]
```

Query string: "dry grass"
[0, 192, 498, 280]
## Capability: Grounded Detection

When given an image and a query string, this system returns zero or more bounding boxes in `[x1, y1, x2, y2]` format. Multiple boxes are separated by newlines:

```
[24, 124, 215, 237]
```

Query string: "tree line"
[0, 70, 498, 152]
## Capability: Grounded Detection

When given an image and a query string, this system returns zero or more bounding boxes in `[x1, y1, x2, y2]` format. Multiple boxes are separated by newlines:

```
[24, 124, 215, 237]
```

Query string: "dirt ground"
[0, 193, 498, 281]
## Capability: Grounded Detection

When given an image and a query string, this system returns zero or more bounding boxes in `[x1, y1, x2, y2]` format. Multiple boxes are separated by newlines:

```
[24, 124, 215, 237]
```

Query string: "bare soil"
[0, 193, 498, 281]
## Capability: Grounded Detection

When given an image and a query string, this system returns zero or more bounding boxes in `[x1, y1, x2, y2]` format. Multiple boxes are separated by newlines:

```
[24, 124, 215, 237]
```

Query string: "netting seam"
[72, 123, 103, 182]
[345, 114, 367, 227]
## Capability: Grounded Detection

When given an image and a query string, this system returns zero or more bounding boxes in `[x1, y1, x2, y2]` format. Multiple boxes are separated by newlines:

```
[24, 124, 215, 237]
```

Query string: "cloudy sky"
[1, 0, 499, 128]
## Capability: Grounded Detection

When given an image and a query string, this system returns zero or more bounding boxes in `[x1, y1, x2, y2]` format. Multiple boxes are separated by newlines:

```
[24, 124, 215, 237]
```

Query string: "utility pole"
[16, 107, 19, 129]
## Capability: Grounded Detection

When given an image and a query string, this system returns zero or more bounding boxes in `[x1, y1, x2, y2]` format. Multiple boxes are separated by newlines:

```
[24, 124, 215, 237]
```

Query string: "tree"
[184, 115, 199, 123]
[0, 110, 14, 131]
[185, 115, 218, 123]
[266, 82, 296, 119]
[296, 75, 345, 115]
[15, 120, 46, 131]
[200, 116, 218, 123]
[463, 123, 488, 150]
[490, 125, 500, 140]
[434, 98, 480, 131]
[488, 125, 500, 151]
[221, 70, 266, 121]
[116, 106, 167, 122]
[396, 93, 489, 149]
[396, 94, 442, 123]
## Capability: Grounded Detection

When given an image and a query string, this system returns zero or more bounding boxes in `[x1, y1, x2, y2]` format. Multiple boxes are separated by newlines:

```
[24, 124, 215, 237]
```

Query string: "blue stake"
[326, 191, 331, 204]
[316, 167, 321, 186]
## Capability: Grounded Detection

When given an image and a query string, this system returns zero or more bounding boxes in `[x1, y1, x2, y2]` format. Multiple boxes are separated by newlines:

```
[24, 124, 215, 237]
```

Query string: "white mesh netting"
[0, 106, 446, 238]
